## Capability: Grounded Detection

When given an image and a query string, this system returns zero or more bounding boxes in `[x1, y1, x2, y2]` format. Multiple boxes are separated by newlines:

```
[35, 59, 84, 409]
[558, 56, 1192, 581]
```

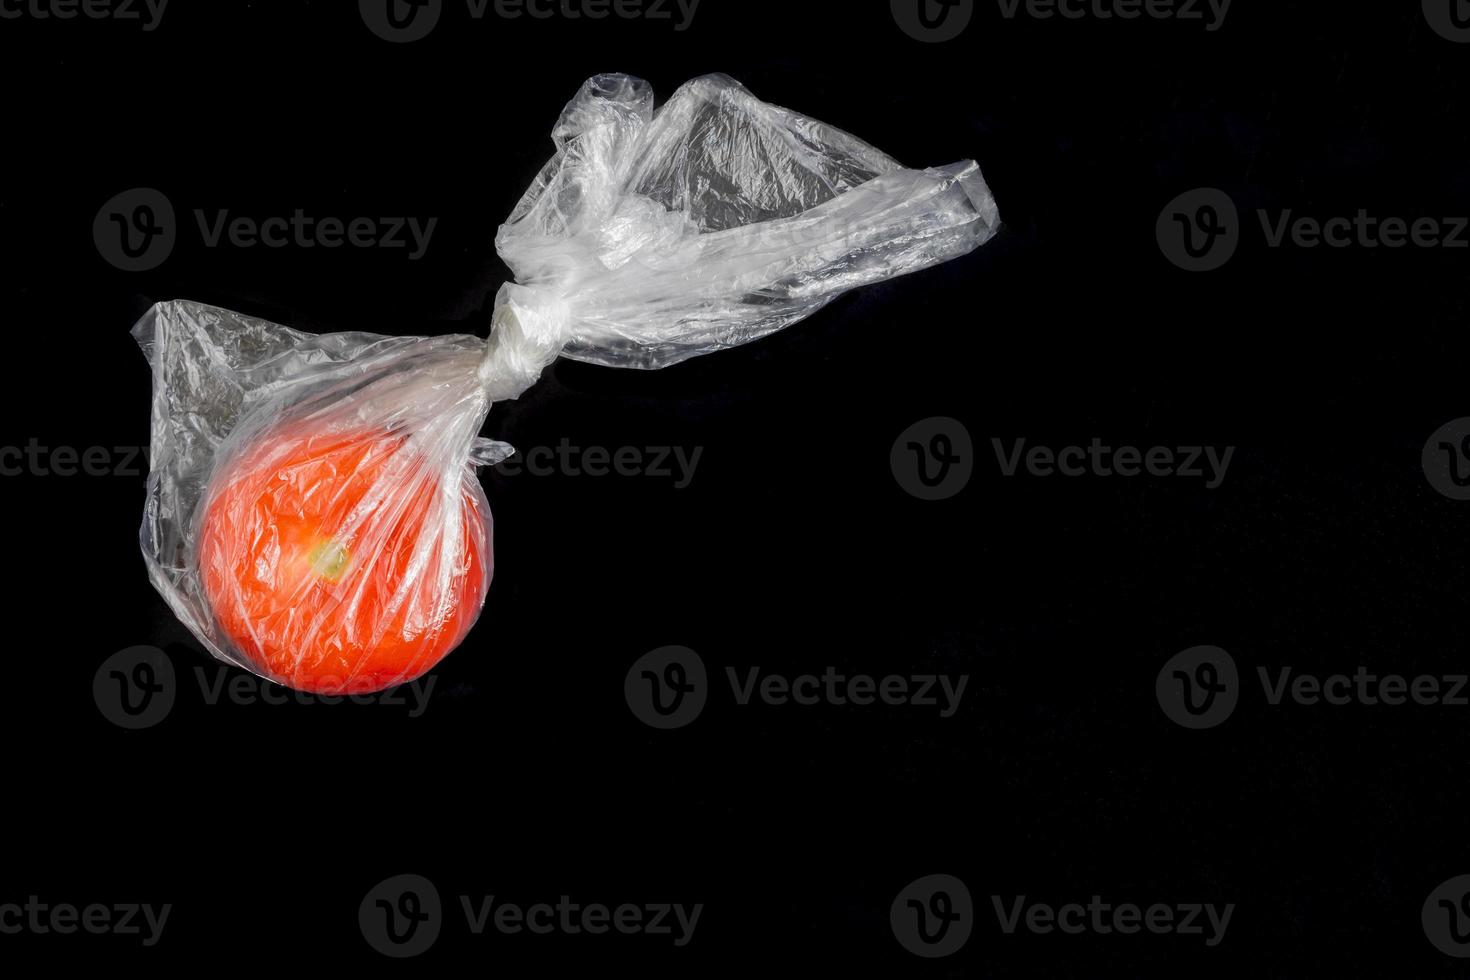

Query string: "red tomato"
[197, 423, 490, 694]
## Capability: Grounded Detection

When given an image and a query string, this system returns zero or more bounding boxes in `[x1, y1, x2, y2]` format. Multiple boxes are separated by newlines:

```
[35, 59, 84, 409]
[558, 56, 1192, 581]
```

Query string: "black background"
[3, 0, 1470, 974]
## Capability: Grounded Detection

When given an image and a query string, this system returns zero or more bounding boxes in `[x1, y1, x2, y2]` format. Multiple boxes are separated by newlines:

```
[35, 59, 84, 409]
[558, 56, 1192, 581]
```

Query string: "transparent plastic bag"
[135, 73, 1000, 694]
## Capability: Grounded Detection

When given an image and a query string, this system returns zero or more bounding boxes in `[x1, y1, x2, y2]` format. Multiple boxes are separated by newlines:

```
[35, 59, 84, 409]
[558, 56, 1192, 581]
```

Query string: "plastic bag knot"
[479, 283, 572, 401]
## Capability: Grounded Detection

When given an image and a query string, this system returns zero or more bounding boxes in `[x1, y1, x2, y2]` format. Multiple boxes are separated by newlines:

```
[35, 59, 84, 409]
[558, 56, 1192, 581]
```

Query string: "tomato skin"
[197, 423, 491, 694]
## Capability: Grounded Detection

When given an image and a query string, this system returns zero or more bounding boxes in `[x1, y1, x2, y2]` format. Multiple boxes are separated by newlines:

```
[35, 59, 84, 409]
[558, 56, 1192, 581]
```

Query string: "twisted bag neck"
[478, 283, 572, 402]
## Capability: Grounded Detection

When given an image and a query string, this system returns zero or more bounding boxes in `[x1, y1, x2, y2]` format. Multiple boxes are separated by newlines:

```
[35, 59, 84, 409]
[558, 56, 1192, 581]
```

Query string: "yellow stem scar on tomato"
[307, 538, 351, 582]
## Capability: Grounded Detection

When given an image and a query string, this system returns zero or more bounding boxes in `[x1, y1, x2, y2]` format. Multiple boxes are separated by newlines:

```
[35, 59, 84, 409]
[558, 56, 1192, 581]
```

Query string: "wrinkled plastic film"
[135, 303, 505, 693]
[135, 73, 1000, 694]
[488, 73, 1000, 384]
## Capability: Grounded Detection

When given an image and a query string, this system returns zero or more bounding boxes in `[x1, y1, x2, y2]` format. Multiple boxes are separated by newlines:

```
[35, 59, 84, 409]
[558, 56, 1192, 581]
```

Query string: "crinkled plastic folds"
[135, 73, 1001, 694]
